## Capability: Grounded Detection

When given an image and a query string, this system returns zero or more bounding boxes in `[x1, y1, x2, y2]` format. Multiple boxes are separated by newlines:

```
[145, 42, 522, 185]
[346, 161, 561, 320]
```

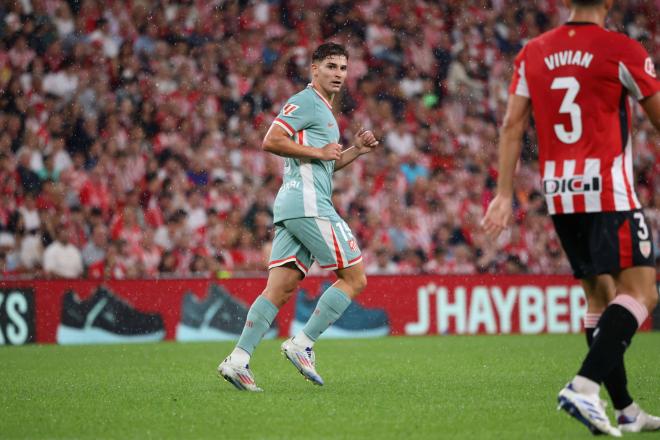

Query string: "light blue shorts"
[269, 214, 362, 275]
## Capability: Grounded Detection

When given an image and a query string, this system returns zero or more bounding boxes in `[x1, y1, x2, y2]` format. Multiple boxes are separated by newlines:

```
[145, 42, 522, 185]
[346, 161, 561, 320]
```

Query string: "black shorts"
[551, 209, 655, 279]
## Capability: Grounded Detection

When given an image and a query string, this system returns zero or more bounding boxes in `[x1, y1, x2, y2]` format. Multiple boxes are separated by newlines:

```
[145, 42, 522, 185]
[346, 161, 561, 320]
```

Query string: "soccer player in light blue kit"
[219, 43, 379, 391]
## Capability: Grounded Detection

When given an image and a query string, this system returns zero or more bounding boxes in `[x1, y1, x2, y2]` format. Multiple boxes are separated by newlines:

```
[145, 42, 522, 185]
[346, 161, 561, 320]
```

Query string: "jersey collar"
[308, 83, 333, 110]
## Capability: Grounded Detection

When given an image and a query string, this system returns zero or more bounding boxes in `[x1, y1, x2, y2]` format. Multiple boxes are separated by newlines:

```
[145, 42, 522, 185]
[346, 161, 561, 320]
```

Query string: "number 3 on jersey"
[551, 76, 582, 144]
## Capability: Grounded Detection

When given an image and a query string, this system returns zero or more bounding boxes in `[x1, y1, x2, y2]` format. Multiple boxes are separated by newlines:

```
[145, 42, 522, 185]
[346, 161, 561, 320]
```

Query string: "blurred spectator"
[0, 0, 656, 279]
[42, 226, 83, 279]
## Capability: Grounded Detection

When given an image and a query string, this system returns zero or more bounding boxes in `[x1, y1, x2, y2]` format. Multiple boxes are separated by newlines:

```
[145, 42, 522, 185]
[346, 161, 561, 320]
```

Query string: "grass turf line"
[1, 333, 659, 439]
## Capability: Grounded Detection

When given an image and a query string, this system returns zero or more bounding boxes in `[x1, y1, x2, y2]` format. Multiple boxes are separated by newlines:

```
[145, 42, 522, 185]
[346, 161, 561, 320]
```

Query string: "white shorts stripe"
[315, 218, 337, 266]
[583, 158, 602, 212]
[560, 160, 576, 213]
[543, 160, 557, 215]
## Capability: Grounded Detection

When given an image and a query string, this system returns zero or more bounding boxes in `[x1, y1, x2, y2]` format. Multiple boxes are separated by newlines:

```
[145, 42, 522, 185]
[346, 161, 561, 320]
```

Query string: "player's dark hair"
[312, 43, 349, 63]
[571, 0, 605, 6]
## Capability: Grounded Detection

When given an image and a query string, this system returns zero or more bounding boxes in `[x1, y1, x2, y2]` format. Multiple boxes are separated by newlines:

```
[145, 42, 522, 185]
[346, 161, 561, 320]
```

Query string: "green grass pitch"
[2, 333, 659, 439]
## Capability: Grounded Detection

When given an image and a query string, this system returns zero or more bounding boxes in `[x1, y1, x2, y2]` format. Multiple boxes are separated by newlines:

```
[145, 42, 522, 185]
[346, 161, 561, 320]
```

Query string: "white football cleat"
[616, 403, 660, 433]
[557, 383, 621, 437]
[217, 357, 263, 392]
[281, 337, 324, 386]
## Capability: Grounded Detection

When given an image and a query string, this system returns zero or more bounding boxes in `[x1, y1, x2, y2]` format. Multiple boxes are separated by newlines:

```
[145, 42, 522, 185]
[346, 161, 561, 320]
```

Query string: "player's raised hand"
[481, 194, 513, 238]
[355, 128, 379, 154]
[318, 142, 343, 161]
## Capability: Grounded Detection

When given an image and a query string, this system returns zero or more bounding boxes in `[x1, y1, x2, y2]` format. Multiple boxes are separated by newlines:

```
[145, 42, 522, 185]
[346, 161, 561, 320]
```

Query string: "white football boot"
[557, 383, 621, 437]
[217, 357, 263, 392]
[281, 337, 324, 386]
[616, 403, 660, 433]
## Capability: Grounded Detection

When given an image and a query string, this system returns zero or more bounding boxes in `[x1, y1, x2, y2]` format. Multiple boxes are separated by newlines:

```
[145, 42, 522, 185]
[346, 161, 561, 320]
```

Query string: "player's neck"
[310, 81, 335, 103]
[568, 8, 606, 27]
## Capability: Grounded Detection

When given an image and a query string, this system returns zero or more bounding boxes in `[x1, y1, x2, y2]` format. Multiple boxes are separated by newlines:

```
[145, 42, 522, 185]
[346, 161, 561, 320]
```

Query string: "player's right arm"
[481, 94, 531, 238]
[262, 125, 342, 161]
[482, 45, 532, 238]
[263, 94, 342, 161]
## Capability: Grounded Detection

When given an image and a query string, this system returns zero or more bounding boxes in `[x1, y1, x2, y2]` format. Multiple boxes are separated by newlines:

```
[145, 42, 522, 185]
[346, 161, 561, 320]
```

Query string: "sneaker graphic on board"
[281, 337, 324, 386]
[557, 383, 622, 437]
[176, 284, 278, 341]
[56, 287, 165, 345]
[616, 403, 660, 433]
[289, 283, 389, 338]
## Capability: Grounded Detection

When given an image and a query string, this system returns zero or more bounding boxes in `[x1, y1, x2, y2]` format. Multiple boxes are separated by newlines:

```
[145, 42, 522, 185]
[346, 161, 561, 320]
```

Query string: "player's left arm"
[619, 38, 659, 131]
[481, 94, 531, 238]
[640, 92, 660, 132]
[333, 129, 379, 172]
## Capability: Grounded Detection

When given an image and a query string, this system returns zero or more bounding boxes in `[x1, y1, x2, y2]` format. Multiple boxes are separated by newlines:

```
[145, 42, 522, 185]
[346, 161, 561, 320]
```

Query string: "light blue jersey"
[271, 84, 341, 223]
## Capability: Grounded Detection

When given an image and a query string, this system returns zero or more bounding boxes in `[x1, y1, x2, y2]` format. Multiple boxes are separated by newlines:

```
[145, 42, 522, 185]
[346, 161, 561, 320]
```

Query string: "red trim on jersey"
[618, 219, 633, 268]
[347, 256, 362, 265]
[330, 227, 344, 269]
[274, 118, 294, 136]
[310, 85, 333, 110]
[297, 130, 304, 145]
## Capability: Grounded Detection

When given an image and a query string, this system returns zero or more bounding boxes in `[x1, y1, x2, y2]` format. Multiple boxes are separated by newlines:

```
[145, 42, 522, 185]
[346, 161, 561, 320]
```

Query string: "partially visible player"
[482, 0, 660, 436]
[217, 42, 378, 391]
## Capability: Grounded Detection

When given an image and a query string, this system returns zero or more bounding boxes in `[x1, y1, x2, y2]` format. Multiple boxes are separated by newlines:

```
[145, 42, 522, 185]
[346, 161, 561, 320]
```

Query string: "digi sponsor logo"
[543, 175, 601, 195]
[0, 289, 35, 346]
[645, 57, 656, 78]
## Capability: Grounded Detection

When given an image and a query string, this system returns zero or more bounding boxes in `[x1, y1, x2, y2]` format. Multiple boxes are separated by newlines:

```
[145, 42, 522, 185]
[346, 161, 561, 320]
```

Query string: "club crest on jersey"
[644, 57, 656, 78]
[543, 175, 601, 195]
[639, 241, 651, 258]
[283, 104, 299, 116]
[348, 239, 358, 252]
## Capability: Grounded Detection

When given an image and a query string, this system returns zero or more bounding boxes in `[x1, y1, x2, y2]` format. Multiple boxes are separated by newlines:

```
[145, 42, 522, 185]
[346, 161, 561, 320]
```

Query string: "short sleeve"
[508, 45, 530, 98]
[618, 39, 659, 101]
[271, 93, 315, 137]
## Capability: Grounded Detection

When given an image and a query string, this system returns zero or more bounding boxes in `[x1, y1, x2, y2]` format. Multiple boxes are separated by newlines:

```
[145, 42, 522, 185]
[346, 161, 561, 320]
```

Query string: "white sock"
[572, 375, 600, 395]
[229, 347, 250, 366]
[619, 402, 640, 418]
[293, 331, 315, 348]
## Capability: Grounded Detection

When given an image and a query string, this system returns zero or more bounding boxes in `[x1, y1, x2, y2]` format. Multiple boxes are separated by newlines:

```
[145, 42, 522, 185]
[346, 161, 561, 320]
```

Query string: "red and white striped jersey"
[510, 22, 659, 214]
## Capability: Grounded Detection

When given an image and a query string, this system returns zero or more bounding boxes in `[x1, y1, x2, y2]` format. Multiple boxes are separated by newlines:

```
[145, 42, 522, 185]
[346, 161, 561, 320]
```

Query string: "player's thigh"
[551, 213, 594, 279]
[268, 224, 313, 276]
[283, 215, 362, 271]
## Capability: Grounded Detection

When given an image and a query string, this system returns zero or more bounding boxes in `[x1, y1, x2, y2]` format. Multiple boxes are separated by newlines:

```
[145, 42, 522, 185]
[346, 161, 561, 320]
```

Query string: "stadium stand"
[0, 0, 657, 278]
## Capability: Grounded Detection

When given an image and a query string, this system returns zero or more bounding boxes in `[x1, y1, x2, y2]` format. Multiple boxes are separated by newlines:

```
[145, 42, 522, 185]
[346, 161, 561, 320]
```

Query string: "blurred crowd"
[0, 0, 658, 279]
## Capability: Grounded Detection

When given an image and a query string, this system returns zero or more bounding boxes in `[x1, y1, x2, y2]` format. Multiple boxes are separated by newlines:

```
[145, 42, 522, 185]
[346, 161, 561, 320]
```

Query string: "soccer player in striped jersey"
[218, 43, 379, 391]
[482, 0, 659, 436]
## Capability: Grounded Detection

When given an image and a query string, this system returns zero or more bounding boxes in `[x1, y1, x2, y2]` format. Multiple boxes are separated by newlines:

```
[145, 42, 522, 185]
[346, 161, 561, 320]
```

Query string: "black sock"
[586, 328, 633, 410]
[578, 304, 638, 386]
